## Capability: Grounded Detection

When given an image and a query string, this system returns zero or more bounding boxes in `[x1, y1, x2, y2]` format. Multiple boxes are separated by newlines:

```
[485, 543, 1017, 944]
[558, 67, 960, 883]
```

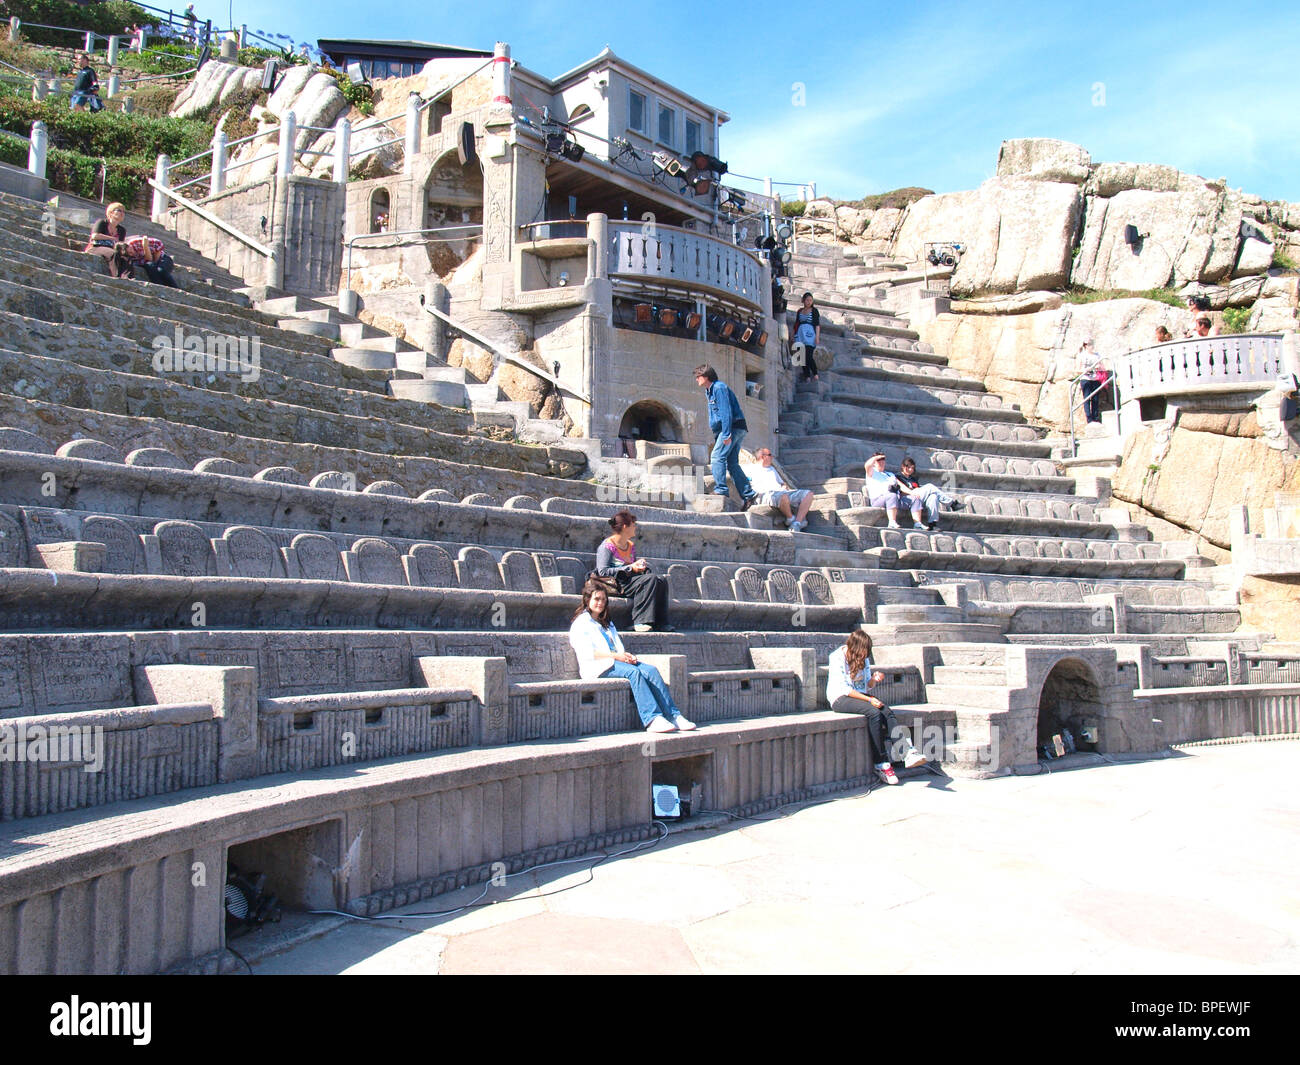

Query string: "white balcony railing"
[608, 221, 765, 310]
[1117, 334, 1289, 400]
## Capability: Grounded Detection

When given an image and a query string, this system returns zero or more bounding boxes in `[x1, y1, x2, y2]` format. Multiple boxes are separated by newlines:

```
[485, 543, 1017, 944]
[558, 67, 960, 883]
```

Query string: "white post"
[107, 34, 119, 65]
[210, 129, 227, 195]
[278, 110, 297, 177]
[107, 72, 119, 98]
[84, 31, 94, 53]
[152, 154, 171, 222]
[404, 93, 420, 172]
[219, 35, 237, 61]
[491, 41, 511, 107]
[808, 181, 816, 200]
[334, 117, 351, 185]
[9, 18, 20, 42]
[31, 78, 46, 102]
[27, 121, 47, 180]
[764, 176, 773, 200]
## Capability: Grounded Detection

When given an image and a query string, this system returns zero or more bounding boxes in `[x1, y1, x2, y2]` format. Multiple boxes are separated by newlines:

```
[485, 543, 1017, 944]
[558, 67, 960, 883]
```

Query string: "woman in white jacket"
[568, 581, 696, 733]
[828, 629, 924, 785]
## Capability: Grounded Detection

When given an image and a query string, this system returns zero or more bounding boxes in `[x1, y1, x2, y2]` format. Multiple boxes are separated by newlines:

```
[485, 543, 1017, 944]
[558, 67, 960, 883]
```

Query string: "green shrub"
[781, 200, 805, 217]
[0, 95, 210, 159]
[330, 70, 374, 116]
[848, 186, 933, 211]
[1221, 306, 1252, 334]
[1273, 248, 1299, 273]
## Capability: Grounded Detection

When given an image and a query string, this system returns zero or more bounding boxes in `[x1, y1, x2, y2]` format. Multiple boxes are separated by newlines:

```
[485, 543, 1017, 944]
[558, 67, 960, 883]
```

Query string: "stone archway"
[617, 400, 683, 448]
[1037, 658, 1104, 757]
[423, 150, 483, 274]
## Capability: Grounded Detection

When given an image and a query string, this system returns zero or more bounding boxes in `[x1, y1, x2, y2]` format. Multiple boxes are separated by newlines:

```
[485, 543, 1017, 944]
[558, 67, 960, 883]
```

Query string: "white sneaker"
[904, 747, 927, 769]
[646, 716, 678, 733]
[887, 521, 901, 530]
[674, 716, 697, 731]
[913, 521, 928, 530]
[633, 624, 653, 632]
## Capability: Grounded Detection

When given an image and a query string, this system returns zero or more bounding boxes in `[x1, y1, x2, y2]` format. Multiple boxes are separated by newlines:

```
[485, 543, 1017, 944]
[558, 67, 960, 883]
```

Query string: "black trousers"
[138, 256, 179, 288]
[614, 569, 669, 628]
[831, 694, 906, 766]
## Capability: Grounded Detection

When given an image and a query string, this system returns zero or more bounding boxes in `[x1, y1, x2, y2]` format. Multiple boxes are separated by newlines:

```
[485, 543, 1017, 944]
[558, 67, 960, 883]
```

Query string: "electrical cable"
[305, 821, 670, 923]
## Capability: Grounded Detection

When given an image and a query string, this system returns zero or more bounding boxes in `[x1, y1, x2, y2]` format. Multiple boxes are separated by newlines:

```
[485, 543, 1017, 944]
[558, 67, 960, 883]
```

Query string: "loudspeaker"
[457, 121, 477, 167]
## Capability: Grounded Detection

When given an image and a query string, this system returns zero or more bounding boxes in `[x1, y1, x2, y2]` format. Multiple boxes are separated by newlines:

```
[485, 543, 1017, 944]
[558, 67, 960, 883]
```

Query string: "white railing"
[1117, 334, 1288, 400]
[608, 220, 765, 309]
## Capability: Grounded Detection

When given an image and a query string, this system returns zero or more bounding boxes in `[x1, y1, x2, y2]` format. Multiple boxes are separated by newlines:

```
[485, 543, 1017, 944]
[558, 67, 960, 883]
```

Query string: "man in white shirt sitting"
[743, 447, 815, 532]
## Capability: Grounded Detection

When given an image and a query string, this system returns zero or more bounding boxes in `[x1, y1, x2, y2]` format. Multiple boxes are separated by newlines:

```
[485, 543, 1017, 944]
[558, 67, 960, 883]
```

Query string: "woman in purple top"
[594, 510, 671, 632]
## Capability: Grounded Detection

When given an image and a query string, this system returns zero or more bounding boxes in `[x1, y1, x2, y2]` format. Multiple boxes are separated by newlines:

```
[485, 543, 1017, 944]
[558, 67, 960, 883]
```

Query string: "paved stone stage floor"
[244, 741, 1299, 975]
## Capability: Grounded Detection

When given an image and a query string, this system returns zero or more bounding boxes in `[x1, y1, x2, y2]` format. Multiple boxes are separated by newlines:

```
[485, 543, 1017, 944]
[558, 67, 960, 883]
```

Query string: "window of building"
[628, 89, 646, 133]
[569, 103, 593, 123]
[685, 118, 701, 157]
[658, 103, 675, 147]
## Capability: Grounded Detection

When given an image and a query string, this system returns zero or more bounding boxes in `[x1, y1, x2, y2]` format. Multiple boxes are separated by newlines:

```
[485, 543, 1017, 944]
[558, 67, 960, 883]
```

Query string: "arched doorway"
[1037, 658, 1103, 759]
[617, 401, 683, 456]
[423, 150, 483, 274]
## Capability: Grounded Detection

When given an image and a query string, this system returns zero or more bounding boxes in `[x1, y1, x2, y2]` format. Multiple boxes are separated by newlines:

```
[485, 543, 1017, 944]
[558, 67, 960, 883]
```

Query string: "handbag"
[585, 571, 619, 596]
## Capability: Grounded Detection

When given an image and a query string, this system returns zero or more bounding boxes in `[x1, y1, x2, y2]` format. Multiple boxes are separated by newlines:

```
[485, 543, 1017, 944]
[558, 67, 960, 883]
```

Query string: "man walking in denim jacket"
[694, 365, 757, 507]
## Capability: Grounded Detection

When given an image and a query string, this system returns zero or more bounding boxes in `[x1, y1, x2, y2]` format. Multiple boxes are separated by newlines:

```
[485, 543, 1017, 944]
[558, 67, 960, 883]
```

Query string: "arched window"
[369, 188, 390, 234]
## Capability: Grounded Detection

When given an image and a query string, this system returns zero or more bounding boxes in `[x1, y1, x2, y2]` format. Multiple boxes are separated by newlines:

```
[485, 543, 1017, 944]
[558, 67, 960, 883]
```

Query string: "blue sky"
[217, 0, 1300, 203]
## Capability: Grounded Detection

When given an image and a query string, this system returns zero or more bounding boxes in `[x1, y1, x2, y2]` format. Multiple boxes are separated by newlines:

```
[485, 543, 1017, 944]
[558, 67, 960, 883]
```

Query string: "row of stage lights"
[624, 300, 768, 347]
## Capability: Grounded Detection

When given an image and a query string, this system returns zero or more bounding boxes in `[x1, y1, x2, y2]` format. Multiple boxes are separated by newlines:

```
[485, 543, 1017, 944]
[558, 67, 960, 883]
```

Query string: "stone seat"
[0, 457, 793, 567]
[827, 378, 1011, 413]
[834, 501, 1109, 541]
[867, 528, 1185, 579]
[818, 416, 1053, 460]
[832, 356, 985, 392]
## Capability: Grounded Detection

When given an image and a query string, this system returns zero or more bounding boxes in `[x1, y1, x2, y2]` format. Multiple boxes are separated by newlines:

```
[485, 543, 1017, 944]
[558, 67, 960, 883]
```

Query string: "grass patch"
[781, 200, 805, 217]
[1062, 285, 1184, 308]
[845, 186, 933, 211]
[1273, 248, 1299, 273]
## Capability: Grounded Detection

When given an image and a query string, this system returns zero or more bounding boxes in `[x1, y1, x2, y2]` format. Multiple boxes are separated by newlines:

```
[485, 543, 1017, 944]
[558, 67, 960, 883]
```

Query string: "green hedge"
[7, 1, 151, 48]
[0, 94, 210, 160]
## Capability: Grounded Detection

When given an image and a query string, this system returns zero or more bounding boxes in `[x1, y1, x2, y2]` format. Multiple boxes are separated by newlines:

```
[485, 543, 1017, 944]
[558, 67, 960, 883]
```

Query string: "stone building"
[330, 45, 782, 459]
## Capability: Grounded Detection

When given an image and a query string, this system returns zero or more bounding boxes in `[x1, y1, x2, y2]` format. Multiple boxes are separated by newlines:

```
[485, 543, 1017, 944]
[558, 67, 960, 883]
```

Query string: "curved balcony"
[1117, 334, 1290, 400]
[608, 221, 766, 312]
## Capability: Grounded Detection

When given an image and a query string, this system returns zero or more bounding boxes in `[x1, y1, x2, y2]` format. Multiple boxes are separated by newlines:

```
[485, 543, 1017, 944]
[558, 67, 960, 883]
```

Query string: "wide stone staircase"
[0, 192, 1292, 974]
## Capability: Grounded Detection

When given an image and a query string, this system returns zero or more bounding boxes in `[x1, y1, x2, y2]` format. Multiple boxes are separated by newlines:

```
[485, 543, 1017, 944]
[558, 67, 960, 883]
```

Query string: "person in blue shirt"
[694, 364, 757, 507]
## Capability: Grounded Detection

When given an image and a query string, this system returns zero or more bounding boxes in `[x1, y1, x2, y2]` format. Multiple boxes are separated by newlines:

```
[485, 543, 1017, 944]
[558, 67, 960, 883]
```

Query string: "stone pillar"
[210, 129, 227, 195]
[219, 35, 237, 61]
[239, 24, 247, 49]
[107, 34, 120, 64]
[133, 664, 259, 782]
[423, 279, 449, 357]
[121, 96, 134, 114]
[31, 77, 46, 102]
[106, 72, 119, 99]
[491, 41, 512, 108]
[404, 93, 421, 173]
[808, 181, 816, 200]
[587, 212, 608, 279]
[27, 121, 47, 180]
[9, 18, 20, 42]
[84, 31, 95, 53]
[151, 153, 170, 222]
[333, 117, 350, 184]
[277, 109, 297, 177]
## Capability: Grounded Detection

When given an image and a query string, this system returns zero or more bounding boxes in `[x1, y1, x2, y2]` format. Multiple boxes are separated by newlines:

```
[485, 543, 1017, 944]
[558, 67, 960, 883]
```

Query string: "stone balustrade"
[608, 220, 766, 311]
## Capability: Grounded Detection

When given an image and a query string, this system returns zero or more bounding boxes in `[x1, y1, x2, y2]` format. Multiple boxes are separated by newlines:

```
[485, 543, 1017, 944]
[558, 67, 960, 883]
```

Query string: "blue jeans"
[711, 427, 754, 499]
[607, 660, 682, 727]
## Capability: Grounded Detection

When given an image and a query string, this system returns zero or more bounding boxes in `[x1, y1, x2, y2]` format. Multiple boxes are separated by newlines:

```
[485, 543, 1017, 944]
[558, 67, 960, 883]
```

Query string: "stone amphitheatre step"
[875, 603, 966, 626]
[0, 343, 480, 454]
[832, 355, 984, 389]
[814, 419, 1054, 461]
[931, 665, 1007, 685]
[0, 253, 375, 370]
[827, 454, 1071, 491]
[0, 394, 587, 493]
[276, 317, 342, 340]
[806, 396, 1043, 439]
[866, 621, 1008, 646]
[2, 189, 250, 292]
[823, 384, 1021, 420]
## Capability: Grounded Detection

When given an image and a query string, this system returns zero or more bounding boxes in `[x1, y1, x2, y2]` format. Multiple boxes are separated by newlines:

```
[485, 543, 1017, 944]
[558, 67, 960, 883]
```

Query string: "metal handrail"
[344, 225, 482, 290]
[1065, 370, 1118, 458]
[147, 176, 272, 257]
[423, 301, 591, 405]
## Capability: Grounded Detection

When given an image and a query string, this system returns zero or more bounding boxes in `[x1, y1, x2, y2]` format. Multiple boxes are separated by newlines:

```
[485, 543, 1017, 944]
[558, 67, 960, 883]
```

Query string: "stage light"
[776, 221, 793, 241]
[658, 306, 678, 328]
[722, 189, 747, 211]
[739, 321, 755, 343]
[560, 140, 585, 162]
[683, 310, 702, 331]
[653, 152, 683, 176]
[690, 152, 728, 175]
[707, 313, 735, 339]
[634, 303, 653, 323]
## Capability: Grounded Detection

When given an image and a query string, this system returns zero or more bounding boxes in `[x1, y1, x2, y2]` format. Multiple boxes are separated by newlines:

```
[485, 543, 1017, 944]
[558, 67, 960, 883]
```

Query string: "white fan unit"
[652, 784, 681, 818]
